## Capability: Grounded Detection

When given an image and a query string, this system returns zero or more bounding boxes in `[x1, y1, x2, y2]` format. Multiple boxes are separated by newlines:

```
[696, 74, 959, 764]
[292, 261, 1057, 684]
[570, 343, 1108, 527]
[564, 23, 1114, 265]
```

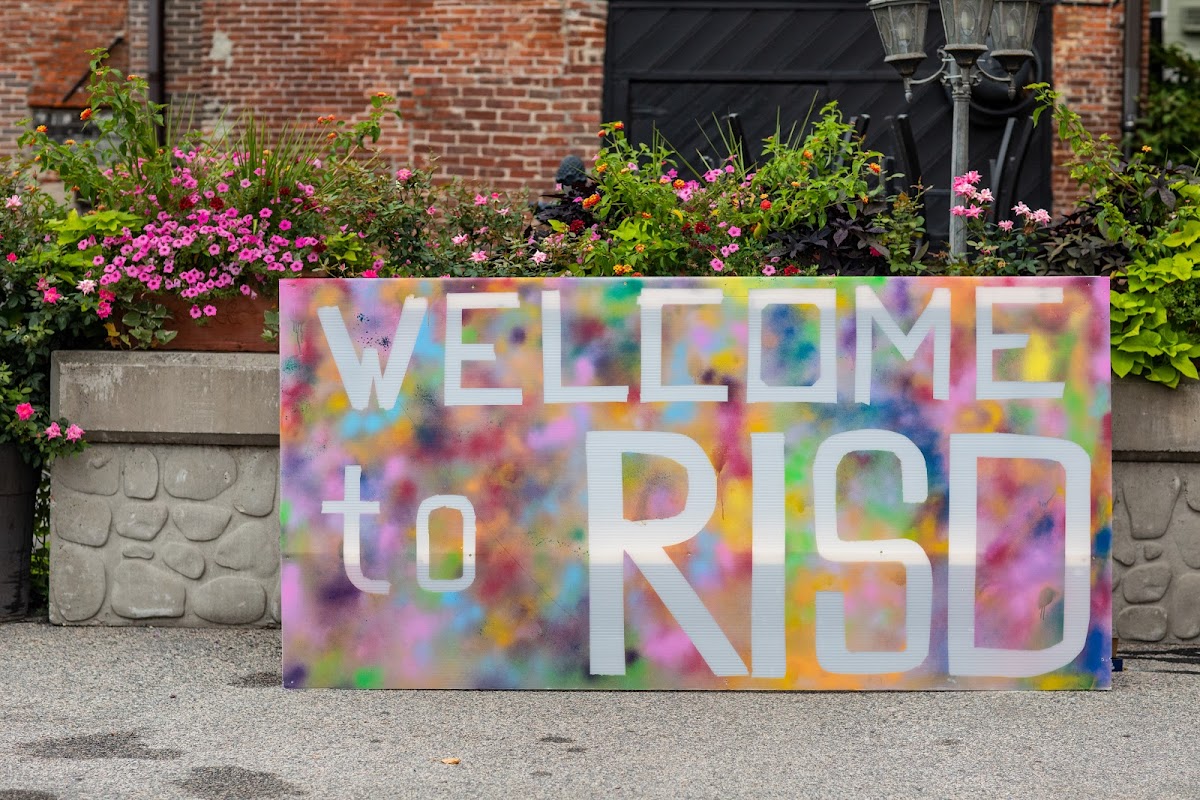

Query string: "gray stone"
[1117, 606, 1169, 642]
[123, 449, 159, 499]
[1112, 486, 1137, 567]
[1124, 468, 1181, 539]
[269, 575, 280, 624]
[1171, 574, 1200, 640]
[51, 543, 106, 622]
[1144, 542, 1164, 561]
[163, 543, 206, 580]
[1173, 505, 1200, 569]
[1188, 474, 1200, 512]
[192, 578, 267, 624]
[172, 503, 232, 542]
[215, 520, 276, 573]
[113, 502, 169, 541]
[109, 561, 186, 619]
[53, 451, 120, 496]
[163, 450, 237, 500]
[52, 490, 111, 547]
[233, 452, 277, 517]
[51, 351, 281, 445]
[122, 544, 154, 560]
[1122, 564, 1173, 603]
[1113, 378, 1200, 457]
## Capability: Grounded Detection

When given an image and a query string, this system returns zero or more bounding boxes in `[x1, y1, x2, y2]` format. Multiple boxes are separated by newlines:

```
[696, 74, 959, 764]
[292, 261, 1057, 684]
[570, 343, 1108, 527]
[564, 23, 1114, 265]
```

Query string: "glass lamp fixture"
[867, 0, 931, 80]
[939, 0, 995, 68]
[988, 0, 1040, 76]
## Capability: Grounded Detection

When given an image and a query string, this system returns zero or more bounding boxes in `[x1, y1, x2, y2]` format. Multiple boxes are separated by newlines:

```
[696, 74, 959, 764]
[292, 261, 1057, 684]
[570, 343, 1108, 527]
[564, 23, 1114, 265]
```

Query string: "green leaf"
[1111, 348, 1136, 377]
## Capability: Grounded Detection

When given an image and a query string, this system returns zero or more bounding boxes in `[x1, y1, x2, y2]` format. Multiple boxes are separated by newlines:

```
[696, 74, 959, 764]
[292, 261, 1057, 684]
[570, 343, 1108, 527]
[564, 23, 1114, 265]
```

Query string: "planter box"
[48, 351, 280, 626]
[44, 350, 1200, 640]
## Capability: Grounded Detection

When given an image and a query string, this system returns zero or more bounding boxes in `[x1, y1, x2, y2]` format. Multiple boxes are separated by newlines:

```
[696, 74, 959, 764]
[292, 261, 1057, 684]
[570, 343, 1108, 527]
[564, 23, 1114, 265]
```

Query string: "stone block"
[51, 351, 279, 445]
[1117, 606, 1168, 642]
[52, 490, 111, 548]
[192, 578, 267, 625]
[50, 544, 106, 623]
[1171, 574, 1200, 640]
[1122, 564, 1172, 604]
[122, 544, 154, 560]
[109, 561, 186, 619]
[172, 503, 232, 542]
[113, 502, 169, 541]
[1113, 378, 1200, 457]
[163, 450, 237, 501]
[54, 452, 119, 496]
[123, 449, 159, 499]
[233, 451, 278, 517]
[163, 543, 206, 580]
[215, 520, 277, 573]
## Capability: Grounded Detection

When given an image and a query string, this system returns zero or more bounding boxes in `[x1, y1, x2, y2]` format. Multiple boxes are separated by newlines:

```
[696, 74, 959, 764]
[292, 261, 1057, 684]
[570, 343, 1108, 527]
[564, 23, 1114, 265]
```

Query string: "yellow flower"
[35, 125, 46, 133]
[1141, 145, 1152, 153]
[596, 163, 608, 173]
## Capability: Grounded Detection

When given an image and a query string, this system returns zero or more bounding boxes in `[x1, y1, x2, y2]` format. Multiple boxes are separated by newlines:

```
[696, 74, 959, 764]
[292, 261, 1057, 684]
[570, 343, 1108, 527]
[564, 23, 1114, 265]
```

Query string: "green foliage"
[1141, 44, 1200, 164]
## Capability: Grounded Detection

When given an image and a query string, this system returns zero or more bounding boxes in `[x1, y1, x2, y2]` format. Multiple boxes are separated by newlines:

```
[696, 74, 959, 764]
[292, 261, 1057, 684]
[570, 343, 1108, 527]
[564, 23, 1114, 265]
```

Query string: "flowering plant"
[0, 172, 96, 466]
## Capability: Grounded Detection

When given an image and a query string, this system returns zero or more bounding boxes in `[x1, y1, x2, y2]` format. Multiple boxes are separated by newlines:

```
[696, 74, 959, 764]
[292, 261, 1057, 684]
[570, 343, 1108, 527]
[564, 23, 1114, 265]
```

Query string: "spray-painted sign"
[280, 277, 1111, 690]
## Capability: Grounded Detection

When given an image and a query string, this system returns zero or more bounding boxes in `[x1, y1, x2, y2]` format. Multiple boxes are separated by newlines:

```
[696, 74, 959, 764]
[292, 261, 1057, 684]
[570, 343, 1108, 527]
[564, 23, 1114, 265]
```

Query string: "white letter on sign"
[948, 434, 1092, 678]
[542, 290, 629, 404]
[638, 288, 728, 403]
[813, 430, 932, 674]
[416, 495, 476, 593]
[317, 300, 428, 410]
[586, 431, 747, 676]
[854, 286, 950, 404]
[976, 286, 1065, 400]
[445, 292, 524, 407]
[747, 288, 837, 404]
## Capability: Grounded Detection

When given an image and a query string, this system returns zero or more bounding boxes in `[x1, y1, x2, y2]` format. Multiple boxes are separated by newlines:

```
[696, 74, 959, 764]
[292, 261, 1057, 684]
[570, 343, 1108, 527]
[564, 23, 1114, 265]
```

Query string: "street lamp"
[868, 0, 1041, 256]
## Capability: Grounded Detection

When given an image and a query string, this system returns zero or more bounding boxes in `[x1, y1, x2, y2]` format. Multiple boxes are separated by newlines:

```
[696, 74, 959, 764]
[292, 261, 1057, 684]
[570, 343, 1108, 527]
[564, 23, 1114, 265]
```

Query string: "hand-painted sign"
[280, 276, 1111, 690]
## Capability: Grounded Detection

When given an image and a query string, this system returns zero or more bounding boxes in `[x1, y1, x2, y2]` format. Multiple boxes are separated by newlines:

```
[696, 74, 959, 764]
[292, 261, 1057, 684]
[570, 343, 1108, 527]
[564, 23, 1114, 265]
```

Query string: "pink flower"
[762, 264, 776, 276]
[963, 205, 984, 219]
[1032, 208, 1051, 225]
[65, 424, 84, 442]
[452, 234, 468, 245]
[92, 255, 105, 267]
[469, 250, 488, 262]
[15, 403, 34, 421]
[950, 205, 970, 217]
[216, 182, 229, 193]
[203, 305, 217, 317]
[426, 205, 438, 216]
[710, 257, 724, 272]
[362, 269, 378, 278]
[1012, 201, 1031, 217]
[76, 278, 96, 294]
[474, 194, 488, 206]
[240, 179, 252, 189]
[5, 253, 15, 262]
[532, 251, 548, 264]
[5, 195, 21, 209]
[259, 208, 272, 219]
[278, 219, 292, 231]
[42, 287, 60, 304]
[44, 422, 61, 439]
[189, 305, 202, 319]
[998, 219, 1014, 232]
[395, 168, 413, 181]
[96, 301, 112, 319]
[962, 170, 981, 185]
[727, 226, 741, 237]
[976, 188, 994, 203]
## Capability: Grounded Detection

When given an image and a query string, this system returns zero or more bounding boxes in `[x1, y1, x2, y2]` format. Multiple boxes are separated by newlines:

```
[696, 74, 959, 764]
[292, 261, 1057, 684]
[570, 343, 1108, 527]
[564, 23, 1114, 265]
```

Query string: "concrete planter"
[48, 351, 280, 626]
[44, 350, 1200, 640]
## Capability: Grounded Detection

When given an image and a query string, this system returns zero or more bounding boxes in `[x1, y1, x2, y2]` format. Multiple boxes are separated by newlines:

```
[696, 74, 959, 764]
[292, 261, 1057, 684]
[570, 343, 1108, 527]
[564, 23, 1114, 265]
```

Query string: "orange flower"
[581, 193, 600, 209]
[597, 130, 606, 138]
[596, 163, 608, 173]
[868, 162, 882, 174]
[35, 125, 46, 133]
[672, 179, 685, 190]
[640, 212, 652, 219]
[374, 91, 389, 98]
[803, 149, 813, 159]
[79, 108, 92, 121]
[613, 121, 624, 131]
[127, 74, 140, 81]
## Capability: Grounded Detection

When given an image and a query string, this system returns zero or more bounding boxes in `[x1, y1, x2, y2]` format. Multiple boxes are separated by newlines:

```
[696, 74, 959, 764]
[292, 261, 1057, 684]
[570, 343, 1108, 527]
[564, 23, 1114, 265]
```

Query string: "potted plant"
[0, 173, 97, 620]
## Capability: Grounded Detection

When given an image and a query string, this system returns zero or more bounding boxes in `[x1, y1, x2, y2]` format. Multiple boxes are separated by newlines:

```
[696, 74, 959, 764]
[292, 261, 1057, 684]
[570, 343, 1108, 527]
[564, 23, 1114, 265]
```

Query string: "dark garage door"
[603, 0, 1055, 243]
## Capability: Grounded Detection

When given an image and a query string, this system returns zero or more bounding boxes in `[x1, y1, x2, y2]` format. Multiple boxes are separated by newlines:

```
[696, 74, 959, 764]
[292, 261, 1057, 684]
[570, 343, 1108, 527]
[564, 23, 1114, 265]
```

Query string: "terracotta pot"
[0, 444, 38, 622]
[153, 292, 279, 353]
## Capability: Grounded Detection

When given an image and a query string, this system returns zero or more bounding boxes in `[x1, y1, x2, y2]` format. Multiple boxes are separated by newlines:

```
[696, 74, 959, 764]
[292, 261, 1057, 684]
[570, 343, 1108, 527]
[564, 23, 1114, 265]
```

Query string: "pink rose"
[44, 422, 61, 439]
[15, 403, 34, 421]
[65, 424, 84, 442]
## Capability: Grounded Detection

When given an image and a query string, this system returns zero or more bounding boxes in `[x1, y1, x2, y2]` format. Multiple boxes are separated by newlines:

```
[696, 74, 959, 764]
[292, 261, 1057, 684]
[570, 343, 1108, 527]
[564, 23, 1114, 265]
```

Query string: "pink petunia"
[259, 208, 272, 219]
[15, 403, 34, 421]
[65, 424, 84, 442]
[727, 226, 741, 237]
[203, 305, 217, 317]
[362, 269, 378, 278]
[762, 264, 776, 276]
[44, 422, 61, 439]
[189, 305, 202, 319]
[710, 257, 724, 272]
[278, 219, 292, 231]
[240, 179, 252, 189]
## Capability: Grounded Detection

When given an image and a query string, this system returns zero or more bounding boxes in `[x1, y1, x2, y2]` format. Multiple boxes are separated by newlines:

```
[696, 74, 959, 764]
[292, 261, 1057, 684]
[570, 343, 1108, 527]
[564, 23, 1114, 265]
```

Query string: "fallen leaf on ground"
[440, 757, 461, 765]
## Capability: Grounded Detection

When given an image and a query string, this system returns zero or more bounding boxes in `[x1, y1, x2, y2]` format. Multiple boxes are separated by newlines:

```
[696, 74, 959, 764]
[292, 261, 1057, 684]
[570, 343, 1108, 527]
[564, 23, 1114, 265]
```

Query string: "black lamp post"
[868, 0, 1041, 255]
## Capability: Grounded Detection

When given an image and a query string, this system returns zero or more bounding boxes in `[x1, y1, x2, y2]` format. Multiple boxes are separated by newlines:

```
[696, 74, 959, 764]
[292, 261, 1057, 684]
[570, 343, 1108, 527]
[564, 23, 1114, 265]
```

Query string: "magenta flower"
[395, 168, 413, 182]
[42, 287, 60, 304]
[189, 305, 202, 319]
[727, 226, 741, 237]
[362, 269, 378, 278]
[65, 424, 84, 442]
[44, 422, 61, 439]
[278, 219, 292, 231]
[5, 253, 15, 262]
[259, 208, 272, 219]
[710, 257, 724, 272]
[216, 182, 229, 193]
[15, 403, 34, 421]
[203, 305, 217, 317]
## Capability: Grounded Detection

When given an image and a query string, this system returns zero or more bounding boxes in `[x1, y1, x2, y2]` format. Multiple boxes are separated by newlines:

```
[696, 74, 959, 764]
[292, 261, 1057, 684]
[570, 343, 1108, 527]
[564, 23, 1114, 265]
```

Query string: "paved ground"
[0, 622, 1197, 800]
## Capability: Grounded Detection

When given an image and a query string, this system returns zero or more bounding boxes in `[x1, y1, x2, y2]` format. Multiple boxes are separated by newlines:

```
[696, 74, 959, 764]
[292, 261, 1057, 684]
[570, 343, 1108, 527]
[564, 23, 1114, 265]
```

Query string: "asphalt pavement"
[1, 621, 1197, 800]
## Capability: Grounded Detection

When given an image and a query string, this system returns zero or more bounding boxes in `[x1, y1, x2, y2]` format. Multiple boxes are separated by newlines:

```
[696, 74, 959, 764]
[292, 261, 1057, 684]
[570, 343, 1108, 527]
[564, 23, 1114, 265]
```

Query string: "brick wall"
[1051, 1, 1148, 212]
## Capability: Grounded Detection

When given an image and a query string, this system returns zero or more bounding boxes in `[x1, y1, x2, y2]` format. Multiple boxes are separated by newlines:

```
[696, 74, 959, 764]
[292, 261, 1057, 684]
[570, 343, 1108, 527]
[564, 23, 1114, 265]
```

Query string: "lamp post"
[867, 0, 1041, 256]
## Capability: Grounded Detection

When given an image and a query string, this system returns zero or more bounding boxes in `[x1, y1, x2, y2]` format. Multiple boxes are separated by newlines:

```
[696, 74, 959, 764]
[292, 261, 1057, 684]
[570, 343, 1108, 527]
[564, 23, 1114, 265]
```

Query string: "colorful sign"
[280, 276, 1112, 690]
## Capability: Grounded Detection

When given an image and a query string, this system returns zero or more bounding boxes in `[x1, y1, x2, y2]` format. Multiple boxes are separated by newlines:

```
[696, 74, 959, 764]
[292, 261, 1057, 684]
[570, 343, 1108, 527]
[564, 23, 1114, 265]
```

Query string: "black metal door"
[603, 0, 1055, 242]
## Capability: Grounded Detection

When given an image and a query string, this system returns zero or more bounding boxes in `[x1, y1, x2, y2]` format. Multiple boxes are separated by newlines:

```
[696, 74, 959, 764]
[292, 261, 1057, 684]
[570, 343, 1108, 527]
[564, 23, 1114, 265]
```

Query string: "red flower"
[694, 221, 710, 234]
[568, 219, 585, 233]
[208, 197, 225, 211]
[760, 199, 772, 210]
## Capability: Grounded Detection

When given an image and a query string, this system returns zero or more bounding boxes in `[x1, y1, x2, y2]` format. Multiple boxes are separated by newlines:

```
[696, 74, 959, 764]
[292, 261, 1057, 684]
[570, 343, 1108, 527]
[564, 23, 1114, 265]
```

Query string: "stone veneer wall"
[49, 351, 280, 626]
[46, 351, 1200, 639]
[1112, 379, 1200, 643]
